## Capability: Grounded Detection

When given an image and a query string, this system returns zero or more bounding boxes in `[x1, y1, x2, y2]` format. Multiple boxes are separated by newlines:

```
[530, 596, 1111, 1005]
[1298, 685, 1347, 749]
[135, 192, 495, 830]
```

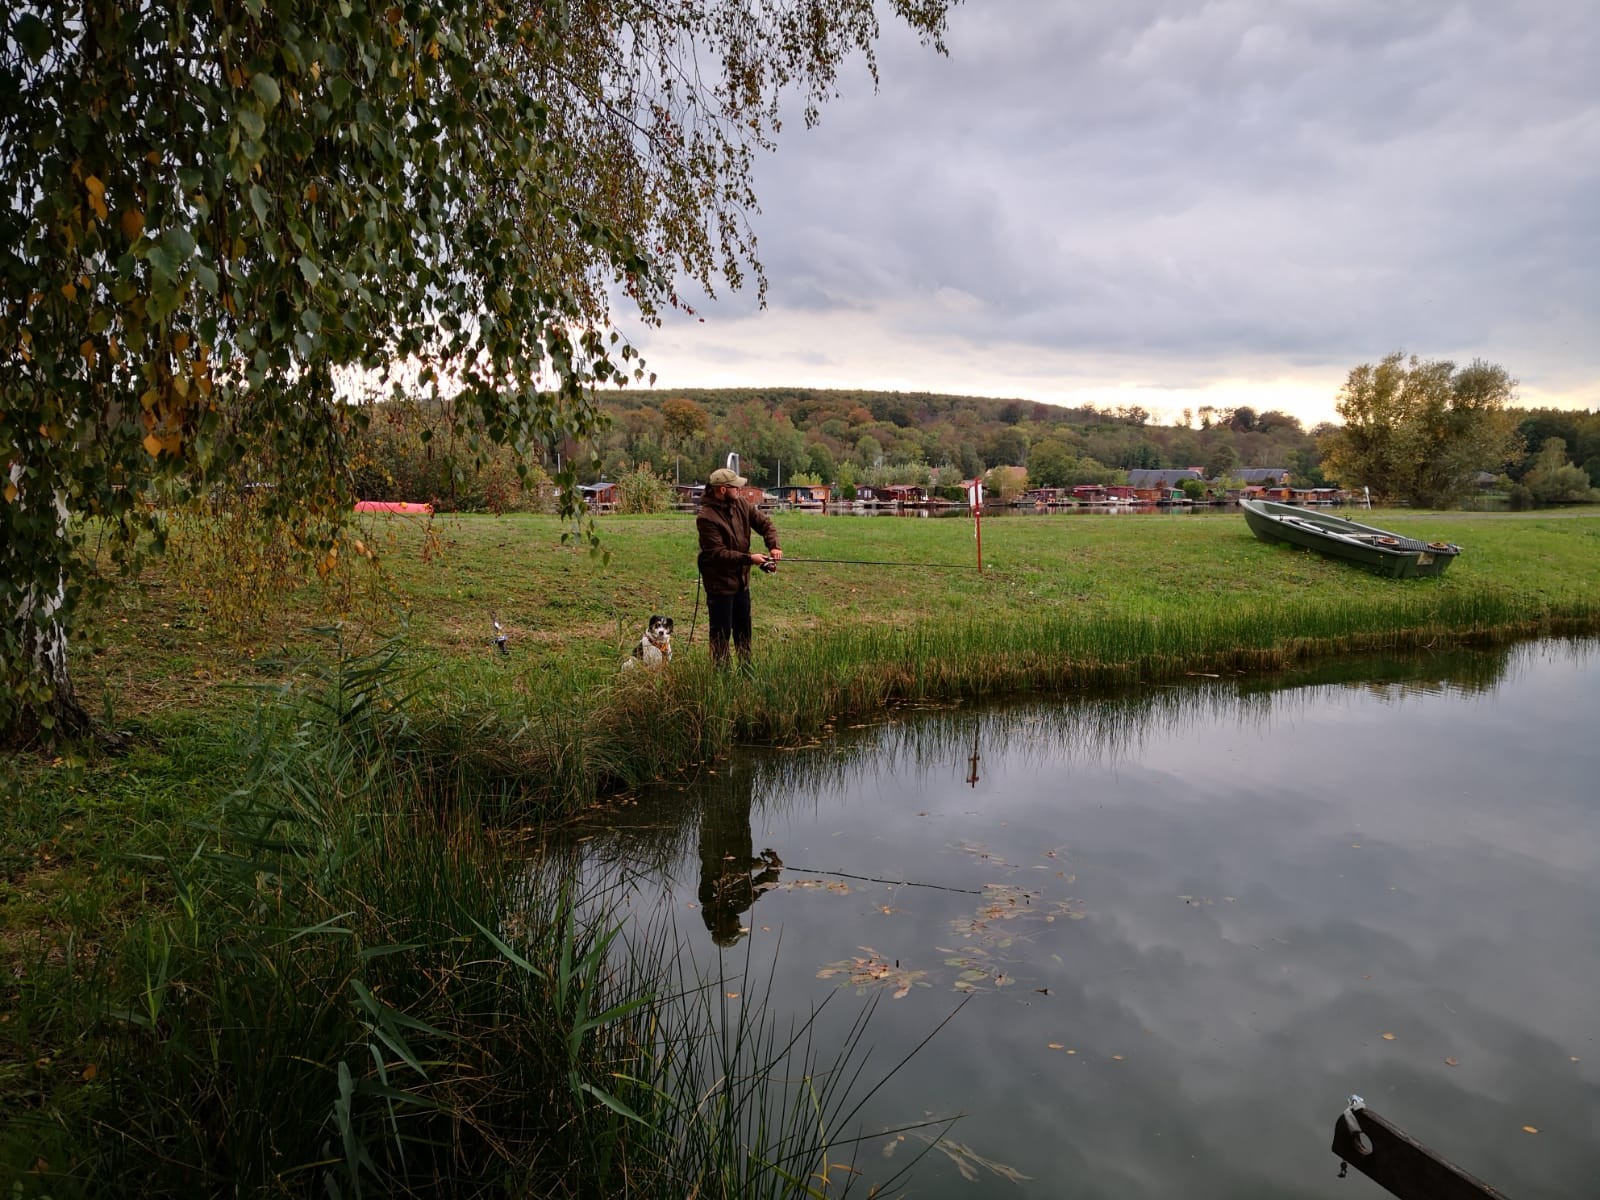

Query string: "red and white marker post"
[966, 480, 984, 574]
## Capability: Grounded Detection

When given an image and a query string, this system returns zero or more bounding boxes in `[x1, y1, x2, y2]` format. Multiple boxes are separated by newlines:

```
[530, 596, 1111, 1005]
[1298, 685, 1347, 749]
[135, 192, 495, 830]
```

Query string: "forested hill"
[349, 383, 1598, 510]
[596, 386, 1329, 490]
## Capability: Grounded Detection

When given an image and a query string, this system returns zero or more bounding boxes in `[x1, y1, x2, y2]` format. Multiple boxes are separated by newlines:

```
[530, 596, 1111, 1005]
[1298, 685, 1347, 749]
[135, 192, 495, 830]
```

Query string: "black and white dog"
[623, 615, 674, 670]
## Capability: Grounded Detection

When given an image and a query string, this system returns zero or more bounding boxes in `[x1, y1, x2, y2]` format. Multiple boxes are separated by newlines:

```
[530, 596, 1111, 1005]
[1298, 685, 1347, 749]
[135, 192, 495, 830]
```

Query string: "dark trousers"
[707, 588, 752, 665]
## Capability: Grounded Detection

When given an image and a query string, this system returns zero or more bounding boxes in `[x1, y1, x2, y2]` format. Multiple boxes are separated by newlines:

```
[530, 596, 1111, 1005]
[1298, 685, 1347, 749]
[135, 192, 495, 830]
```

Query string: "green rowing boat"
[1240, 499, 1461, 578]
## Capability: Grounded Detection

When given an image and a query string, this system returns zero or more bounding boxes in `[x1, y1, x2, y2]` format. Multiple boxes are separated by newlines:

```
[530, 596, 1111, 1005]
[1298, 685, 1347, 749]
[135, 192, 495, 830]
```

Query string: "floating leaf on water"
[1444, 1058, 1458, 1066]
[1382, 1033, 1396, 1041]
[911, 1133, 1032, 1184]
[1048, 1043, 1064, 1050]
[725, 992, 739, 999]
[816, 947, 929, 997]
[1112, 1054, 1125, 1061]
[1522, 1126, 1538, 1134]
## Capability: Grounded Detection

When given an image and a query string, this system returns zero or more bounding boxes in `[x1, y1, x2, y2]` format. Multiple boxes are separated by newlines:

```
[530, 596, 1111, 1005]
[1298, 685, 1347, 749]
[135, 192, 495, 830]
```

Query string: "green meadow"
[4, 507, 1598, 1197]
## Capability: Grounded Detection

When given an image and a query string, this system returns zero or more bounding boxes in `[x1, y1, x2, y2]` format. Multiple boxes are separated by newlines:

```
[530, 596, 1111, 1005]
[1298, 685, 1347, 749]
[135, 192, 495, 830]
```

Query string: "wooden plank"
[1331, 1105, 1511, 1200]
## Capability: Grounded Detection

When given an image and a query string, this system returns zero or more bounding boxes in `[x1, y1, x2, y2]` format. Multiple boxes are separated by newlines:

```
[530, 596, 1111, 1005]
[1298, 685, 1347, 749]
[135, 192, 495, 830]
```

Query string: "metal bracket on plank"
[1331, 1098, 1510, 1200]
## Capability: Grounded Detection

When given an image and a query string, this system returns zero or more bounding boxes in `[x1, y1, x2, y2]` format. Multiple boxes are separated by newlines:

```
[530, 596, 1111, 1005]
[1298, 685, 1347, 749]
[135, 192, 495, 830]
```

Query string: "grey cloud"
[643, 1, 1598, 410]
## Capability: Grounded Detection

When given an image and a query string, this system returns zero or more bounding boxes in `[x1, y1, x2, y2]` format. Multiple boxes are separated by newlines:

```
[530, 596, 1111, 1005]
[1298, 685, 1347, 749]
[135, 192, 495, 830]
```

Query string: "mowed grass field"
[76, 505, 1600, 725]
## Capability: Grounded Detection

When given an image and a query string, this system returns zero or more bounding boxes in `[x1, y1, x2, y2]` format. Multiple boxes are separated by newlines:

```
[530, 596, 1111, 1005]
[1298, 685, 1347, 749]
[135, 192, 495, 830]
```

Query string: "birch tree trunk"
[4, 464, 92, 746]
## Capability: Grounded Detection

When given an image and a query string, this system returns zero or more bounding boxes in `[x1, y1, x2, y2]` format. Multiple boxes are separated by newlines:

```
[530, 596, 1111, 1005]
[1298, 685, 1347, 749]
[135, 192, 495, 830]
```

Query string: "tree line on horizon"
[350, 367, 1600, 512]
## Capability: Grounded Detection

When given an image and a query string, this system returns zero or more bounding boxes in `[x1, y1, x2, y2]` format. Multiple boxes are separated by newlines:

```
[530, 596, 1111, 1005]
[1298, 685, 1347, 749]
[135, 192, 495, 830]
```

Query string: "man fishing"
[696, 467, 782, 667]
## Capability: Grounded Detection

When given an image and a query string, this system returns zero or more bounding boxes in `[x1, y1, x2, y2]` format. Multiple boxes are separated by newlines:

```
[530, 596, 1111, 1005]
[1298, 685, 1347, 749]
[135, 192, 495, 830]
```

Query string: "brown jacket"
[697, 492, 779, 596]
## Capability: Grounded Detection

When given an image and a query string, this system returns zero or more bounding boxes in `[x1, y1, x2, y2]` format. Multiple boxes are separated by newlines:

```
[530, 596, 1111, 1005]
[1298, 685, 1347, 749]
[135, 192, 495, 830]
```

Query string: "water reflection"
[573, 638, 1600, 1199]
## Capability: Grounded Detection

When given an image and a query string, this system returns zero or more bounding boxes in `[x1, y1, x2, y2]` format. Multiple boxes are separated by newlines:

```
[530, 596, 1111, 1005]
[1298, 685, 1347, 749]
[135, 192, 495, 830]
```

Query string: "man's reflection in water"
[697, 767, 782, 947]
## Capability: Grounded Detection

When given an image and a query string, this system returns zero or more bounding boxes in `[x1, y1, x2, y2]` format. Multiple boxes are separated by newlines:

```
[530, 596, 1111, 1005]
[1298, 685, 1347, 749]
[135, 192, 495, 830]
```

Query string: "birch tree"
[1, 0, 957, 743]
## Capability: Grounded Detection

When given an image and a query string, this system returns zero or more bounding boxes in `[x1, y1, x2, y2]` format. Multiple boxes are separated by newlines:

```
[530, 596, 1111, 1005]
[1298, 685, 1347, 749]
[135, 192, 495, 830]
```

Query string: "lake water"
[577, 638, 1600, 1198]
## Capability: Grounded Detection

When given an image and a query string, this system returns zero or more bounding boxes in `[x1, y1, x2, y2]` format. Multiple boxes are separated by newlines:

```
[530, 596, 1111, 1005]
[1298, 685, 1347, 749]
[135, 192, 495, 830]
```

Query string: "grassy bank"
[63, 507, 1600, 798]
[4, 507, 1597, 1195]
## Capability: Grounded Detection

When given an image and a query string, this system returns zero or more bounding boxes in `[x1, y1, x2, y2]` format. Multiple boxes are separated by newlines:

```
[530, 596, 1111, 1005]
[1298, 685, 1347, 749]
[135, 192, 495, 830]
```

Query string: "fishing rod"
[775, 556, 979, 571]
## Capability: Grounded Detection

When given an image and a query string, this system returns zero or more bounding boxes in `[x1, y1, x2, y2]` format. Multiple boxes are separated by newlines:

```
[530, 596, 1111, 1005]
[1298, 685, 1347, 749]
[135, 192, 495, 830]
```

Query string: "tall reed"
[383, 583, 1600, 811]
[4, 633, 930, 1198]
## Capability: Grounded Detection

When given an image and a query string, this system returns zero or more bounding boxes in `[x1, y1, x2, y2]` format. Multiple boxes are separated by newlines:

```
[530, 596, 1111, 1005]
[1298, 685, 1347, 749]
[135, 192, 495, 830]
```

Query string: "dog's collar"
[647, 633, 671, 651]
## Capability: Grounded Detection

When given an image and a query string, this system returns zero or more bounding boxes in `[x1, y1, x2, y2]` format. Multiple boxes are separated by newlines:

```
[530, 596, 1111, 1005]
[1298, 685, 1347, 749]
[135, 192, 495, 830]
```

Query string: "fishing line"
[779, 865, 983, 895]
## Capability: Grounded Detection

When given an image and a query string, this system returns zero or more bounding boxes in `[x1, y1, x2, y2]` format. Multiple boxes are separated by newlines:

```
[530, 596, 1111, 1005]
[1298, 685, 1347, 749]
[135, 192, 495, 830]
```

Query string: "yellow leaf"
[61, 281, 77, 301]
[85, 173, 107, 205]
[4, 483, 18, 504]
[142, 433, 164, 457]
[80, 339, 96, 367]
[1047, 1043, 1064, 1050]
[1522, 1126, 1538, 1134]
[120, 208, 145, 240]
[173, 331, 190, 353]
[81, 1063, 98, 1081]
[1382, 1033, 1396, 1041]
[305, 182, 319, 204]
[1444, 1057, 1458, 1067]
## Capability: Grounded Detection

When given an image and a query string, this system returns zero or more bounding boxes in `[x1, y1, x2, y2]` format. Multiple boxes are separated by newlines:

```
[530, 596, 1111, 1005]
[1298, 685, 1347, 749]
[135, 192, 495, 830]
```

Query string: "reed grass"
[367, 572, 1597, 807]
[2, 639, 935, 1198]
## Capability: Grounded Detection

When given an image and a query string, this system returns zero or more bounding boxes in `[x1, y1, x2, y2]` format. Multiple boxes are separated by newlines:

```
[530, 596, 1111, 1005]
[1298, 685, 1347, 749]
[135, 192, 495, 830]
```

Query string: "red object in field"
[354, 501, 433, 514]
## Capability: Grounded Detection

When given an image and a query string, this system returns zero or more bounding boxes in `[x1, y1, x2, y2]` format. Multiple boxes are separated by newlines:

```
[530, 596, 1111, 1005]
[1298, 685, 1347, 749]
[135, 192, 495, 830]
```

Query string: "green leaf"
[297, 254, 321, 285]
[250, 72, 281, 108]
[146, 244, 181, 281]
[238, 109, 265, 141]
[466, 914, 547, 980]
[14, 13, 50, 61]
[164, 226, 197, 258]
[249, 184, 270, 222]
[578, 1080, 653, 1128]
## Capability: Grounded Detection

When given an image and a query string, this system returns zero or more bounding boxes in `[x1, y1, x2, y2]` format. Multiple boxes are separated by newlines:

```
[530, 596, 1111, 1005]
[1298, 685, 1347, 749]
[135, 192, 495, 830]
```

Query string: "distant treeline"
[591, 388, 1328, 490]
[346, 386, 1600, 509]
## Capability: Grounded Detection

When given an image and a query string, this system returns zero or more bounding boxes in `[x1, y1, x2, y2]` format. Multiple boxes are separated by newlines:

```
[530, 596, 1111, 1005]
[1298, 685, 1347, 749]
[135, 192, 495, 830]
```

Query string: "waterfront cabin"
[1025, 487, 1072, 506]
[877, 484, 928, 505]
[578, 481, 618, 511]
[771, 483, 832, 507]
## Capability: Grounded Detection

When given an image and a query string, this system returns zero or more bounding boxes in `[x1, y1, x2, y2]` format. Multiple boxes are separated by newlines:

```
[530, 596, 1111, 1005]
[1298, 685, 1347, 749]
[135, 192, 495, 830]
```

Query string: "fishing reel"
[759, 557, 779, 574]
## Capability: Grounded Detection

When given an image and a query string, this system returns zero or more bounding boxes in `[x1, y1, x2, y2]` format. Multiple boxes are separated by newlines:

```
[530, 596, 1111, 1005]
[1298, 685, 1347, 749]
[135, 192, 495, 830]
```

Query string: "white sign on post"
[966, 481, 984, 508]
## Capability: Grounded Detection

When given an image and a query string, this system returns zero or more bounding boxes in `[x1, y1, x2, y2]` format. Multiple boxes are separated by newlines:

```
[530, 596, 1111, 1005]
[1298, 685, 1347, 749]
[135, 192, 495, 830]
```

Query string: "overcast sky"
[624, 0, 1598, 427]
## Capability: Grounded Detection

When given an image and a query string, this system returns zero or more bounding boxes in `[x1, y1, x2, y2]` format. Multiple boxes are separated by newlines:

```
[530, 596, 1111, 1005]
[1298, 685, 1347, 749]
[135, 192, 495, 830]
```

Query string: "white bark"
[7, 461, 83, 736]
